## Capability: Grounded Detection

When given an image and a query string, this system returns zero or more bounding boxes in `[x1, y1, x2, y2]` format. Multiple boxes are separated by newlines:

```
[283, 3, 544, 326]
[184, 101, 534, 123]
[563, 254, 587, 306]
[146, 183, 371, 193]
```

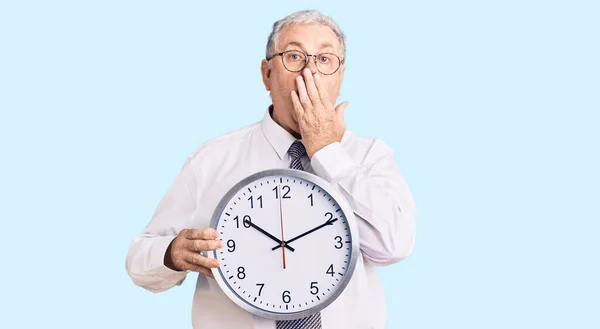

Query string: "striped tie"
[278, 139, 322, 328]
[288, 140, 306, 171]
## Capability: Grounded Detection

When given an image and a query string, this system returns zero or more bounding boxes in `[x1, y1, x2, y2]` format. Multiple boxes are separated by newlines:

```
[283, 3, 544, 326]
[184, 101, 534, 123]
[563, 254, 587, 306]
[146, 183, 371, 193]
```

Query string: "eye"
[286, 52, 303, 61]
[319, 56, 330, 63]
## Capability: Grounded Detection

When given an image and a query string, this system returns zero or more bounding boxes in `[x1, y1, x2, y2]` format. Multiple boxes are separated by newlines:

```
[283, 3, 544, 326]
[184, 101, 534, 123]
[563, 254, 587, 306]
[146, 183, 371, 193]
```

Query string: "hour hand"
[244, 219, 295, 252]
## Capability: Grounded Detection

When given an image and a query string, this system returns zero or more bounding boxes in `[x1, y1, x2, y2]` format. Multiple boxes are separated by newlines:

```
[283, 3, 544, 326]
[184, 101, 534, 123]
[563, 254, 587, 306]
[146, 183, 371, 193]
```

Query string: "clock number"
[248, 195, 263, 209]
[310, 282, 319, 295]
[334, 236, 343, 249]
[273, 185, 291, 199]
[308, 193, 313, 206]
[234, 215, 251, 228]
[227, 239, 236, 252]
[282, 290, 291, 304]
[325, 212, 333, 221]
[256, 283, 264, 296]
[326, 264, 335, 277]
[237, 266, 246, 280]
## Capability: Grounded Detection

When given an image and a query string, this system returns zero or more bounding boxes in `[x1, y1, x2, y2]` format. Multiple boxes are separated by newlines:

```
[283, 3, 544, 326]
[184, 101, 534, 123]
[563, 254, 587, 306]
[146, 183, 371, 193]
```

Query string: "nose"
[305, 55, 318, 74]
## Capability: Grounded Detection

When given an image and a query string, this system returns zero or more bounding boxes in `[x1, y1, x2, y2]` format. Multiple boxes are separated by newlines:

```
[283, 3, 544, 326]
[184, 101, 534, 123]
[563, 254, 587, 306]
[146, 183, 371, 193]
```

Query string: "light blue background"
[1, 0, 598, 328]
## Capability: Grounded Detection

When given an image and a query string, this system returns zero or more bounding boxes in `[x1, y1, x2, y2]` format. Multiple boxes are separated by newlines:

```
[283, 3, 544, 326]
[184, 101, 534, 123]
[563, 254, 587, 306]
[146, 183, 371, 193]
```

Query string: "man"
[126, 9, 416, 329]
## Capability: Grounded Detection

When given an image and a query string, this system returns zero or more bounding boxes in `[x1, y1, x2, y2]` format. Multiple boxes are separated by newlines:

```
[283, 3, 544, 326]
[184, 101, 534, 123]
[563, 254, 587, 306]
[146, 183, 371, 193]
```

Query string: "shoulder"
[341, 130, 395, 161]
[186, 121, 261, 164]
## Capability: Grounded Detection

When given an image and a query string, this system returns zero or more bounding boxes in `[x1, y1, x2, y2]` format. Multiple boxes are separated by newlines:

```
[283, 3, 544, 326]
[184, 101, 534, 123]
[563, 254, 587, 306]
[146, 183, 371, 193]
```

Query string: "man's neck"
[270, 105, 302, 139]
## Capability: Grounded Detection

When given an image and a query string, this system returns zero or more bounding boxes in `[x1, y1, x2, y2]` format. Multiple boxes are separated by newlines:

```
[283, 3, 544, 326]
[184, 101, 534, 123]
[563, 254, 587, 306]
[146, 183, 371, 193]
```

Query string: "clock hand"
[244, 218, 295, 252]
[271, 217, 339, 251]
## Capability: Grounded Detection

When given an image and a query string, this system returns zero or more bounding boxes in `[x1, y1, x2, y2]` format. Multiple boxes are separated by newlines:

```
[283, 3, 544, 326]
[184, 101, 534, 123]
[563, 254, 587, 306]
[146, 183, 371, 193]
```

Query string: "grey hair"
[265, 10, 346, 60]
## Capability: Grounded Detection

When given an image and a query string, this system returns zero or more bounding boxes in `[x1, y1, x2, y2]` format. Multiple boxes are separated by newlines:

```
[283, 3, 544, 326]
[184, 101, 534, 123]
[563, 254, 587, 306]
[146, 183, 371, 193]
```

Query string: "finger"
[183, 228, 218, 240]
[183, 261, 214, 278]
[295, 75, 312, 109]
[290, 90, 304, 121]
[186, 238, 223, 252]
[335, 101, 349, 120]
[184, 251, 220, 268]
[302, 68, 320, 105]
[313, 73, 330, 106]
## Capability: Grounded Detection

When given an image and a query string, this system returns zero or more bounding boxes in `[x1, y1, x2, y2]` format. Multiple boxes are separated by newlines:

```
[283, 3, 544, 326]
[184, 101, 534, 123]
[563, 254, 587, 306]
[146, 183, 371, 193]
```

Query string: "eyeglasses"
[266, 50, 345, 75]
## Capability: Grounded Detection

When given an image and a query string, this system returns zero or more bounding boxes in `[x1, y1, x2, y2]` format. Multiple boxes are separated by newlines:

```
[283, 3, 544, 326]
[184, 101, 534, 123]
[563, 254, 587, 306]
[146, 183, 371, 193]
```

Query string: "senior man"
[126, 9, 416, 329]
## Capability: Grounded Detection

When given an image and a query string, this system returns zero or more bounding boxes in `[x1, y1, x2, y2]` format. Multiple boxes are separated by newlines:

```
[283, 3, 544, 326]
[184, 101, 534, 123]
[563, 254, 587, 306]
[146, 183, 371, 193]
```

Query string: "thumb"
[335, 101, 349, 119]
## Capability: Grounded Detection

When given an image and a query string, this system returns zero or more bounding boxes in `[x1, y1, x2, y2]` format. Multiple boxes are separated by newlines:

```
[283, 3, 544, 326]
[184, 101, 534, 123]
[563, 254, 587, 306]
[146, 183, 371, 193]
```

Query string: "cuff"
[150, 235, 187, 279]
[310, 142, 359, 183]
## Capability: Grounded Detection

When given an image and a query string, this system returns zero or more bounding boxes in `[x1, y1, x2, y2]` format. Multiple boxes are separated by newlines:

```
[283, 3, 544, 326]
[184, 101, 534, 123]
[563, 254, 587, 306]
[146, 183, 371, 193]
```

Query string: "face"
[261, 24, 345, 138]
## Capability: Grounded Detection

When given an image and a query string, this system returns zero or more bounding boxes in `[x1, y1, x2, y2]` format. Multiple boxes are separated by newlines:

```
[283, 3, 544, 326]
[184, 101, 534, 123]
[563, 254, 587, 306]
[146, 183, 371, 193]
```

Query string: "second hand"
[278, 184, 286, 270]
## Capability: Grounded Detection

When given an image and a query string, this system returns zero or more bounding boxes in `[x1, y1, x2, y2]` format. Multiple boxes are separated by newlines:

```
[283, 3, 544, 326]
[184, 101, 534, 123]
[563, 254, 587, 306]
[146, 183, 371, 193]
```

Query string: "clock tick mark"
[225, 213, 230, 216]
[328, 198, 331, 201]
[228, 275, 233, 279]
[254, 297, 257, 302]
[338, 272, 344, 276]
[248, 188, 251, 193]
[312, 185, 315, 190]
[316, 296, 321, 301]
[336, 209, 341, 213]
[327, 288, 331, 292]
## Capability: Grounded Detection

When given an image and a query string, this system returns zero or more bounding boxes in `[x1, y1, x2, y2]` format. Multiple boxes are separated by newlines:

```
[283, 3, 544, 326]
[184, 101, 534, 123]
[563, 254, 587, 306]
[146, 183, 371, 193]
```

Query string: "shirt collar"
[261, 105, 299, 160]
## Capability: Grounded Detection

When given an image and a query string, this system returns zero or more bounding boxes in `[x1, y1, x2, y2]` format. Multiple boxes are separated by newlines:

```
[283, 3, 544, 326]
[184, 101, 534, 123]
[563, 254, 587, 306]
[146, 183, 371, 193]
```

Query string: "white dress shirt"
[125, 107, 417, 329]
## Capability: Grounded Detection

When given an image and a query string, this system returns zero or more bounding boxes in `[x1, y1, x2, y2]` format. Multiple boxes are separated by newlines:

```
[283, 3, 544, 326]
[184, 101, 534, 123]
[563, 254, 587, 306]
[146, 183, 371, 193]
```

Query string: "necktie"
[277, 140, 323, 329]
[288, 140, 306, 171]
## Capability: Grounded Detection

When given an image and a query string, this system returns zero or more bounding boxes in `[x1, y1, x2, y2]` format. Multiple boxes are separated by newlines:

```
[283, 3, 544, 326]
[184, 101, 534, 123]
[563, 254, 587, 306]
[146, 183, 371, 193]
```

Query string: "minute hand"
[271, 217, 338, 251]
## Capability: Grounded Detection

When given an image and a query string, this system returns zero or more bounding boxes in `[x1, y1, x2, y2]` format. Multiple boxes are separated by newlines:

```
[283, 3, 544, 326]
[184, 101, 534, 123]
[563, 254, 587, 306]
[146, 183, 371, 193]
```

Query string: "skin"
[261, 24, 348, 158]
[164, 23, 348, 277]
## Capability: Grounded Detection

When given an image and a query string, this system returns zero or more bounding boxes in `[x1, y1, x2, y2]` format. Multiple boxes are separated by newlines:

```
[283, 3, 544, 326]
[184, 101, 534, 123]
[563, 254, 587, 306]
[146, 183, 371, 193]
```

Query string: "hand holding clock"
[164, 228, 223, 278]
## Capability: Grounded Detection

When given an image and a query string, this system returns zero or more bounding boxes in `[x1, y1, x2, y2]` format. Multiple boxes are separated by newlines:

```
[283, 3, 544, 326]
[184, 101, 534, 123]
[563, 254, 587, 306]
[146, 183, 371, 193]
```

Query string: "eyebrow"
[282, 41, 336, 53]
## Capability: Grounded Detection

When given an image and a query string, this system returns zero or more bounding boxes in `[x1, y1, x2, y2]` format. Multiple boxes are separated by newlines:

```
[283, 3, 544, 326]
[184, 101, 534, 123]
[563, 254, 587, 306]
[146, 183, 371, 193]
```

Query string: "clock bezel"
[206, 168, 360, 321]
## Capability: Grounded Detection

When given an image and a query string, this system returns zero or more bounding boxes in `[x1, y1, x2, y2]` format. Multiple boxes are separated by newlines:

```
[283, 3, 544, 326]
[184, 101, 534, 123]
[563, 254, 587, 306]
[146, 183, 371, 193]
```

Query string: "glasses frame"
[267, 50, 345, 75]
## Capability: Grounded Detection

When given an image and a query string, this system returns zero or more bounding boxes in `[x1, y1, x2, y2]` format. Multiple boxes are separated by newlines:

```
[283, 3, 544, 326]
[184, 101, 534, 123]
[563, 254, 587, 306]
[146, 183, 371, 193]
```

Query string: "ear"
[261, 59, 271, 91]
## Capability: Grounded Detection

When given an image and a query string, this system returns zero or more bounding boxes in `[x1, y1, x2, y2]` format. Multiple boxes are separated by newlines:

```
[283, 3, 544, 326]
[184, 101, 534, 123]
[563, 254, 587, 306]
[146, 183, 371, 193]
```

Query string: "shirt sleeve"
[310, 140, 417, 266]
[125, 158, 198, 292]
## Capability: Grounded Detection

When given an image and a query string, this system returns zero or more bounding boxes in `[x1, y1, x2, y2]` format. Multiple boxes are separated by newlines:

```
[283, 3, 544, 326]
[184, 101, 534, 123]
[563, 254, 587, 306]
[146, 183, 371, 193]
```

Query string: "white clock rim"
[205, 168, 360, 321]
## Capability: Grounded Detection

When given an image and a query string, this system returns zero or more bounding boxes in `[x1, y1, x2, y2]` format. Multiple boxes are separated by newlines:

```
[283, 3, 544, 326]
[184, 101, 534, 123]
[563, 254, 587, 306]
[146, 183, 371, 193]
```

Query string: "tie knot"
[288, 140, 306, 161]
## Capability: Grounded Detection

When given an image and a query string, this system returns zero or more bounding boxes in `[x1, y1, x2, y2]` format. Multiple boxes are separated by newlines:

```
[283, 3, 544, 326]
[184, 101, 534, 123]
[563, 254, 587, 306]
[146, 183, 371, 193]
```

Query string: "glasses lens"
[316, 53, 341, 75]
[282, 51, 306, 72]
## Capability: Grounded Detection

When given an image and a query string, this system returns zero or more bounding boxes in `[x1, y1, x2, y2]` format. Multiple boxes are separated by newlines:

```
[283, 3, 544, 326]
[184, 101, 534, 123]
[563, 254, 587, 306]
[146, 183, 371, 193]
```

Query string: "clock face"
[208, 169, 359, 320]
